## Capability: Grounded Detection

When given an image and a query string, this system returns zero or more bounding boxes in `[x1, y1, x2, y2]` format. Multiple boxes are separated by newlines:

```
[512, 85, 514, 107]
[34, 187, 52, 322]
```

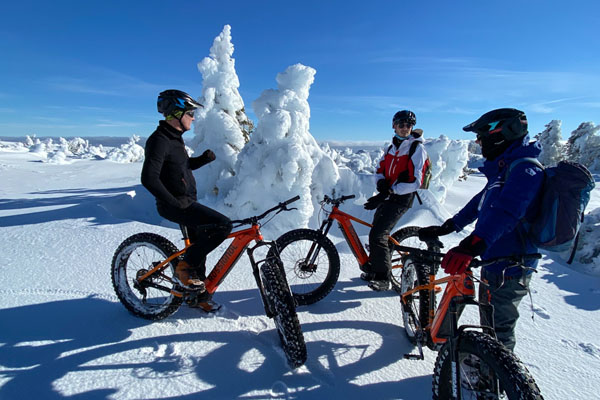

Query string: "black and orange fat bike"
[111, 196, 307, 368]
[397, 241, 544, 399]
[267, 193, 441, 305]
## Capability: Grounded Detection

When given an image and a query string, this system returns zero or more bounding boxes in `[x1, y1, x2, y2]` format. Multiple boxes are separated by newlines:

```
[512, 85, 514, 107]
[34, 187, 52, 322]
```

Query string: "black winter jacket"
[141, 121, 213, 210]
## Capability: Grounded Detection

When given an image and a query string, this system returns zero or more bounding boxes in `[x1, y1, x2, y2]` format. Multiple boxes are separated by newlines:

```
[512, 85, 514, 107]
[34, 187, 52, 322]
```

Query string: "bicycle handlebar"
[394, 244, 541, 269]
[322, 194, 356, 205]
[230, 195, 301, 226]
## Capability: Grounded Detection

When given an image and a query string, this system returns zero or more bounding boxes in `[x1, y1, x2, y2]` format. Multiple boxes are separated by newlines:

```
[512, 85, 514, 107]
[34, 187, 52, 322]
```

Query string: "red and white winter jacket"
[375, 136, 427, 196]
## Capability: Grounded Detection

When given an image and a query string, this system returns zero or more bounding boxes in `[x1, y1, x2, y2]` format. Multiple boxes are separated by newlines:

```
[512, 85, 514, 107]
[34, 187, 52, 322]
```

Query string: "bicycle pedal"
[403, 353, 424, 360]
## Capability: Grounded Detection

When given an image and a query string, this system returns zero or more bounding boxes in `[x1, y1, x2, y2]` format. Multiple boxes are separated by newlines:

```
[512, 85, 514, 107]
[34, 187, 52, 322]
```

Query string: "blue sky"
[1, 0, 598, 142]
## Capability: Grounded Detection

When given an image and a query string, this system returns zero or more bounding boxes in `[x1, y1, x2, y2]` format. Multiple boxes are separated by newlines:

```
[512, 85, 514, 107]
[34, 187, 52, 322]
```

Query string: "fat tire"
[399, 258, 433, 345]
[390, 226, 441, 290]
[260, 261, 307, 368]
[433, 331, 544, 400]
[111, 233, 183, 320]
[269, 229, 340, 306]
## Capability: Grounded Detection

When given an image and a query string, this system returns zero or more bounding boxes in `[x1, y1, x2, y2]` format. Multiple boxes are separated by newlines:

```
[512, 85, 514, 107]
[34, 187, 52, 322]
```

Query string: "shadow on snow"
[0, 294, 432, 399]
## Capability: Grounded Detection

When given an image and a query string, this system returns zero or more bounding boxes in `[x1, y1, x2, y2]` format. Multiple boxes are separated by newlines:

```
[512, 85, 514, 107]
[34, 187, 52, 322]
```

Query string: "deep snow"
[1, 142, 600, 400]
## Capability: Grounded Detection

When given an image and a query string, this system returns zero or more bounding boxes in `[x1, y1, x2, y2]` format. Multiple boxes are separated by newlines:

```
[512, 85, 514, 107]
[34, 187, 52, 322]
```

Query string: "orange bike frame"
[325, 206, 402, 267]
[137, 224, 264, 295]
[401, 269, 475, 345]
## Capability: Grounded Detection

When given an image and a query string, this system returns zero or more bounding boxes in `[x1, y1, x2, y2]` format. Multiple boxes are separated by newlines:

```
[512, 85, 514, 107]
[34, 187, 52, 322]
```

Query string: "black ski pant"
[368, 193, 414, 280]
[479, 268, 532, 351]
[158, 202, 232, 279]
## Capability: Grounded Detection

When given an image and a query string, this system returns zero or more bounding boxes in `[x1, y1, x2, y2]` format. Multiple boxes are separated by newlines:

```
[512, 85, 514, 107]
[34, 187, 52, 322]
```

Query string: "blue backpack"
[506, 158, 595, 264]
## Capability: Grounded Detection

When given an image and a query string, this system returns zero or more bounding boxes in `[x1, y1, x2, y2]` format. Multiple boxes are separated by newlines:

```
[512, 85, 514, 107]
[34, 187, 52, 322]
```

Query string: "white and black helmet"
[392, 110, 417, 127]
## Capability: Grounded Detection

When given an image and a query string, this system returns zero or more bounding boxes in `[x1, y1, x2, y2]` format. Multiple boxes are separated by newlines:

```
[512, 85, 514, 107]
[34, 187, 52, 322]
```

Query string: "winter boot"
[368, 278, 390, 291]
[360, 272, 376, 281]
[174, 260, 205, 291]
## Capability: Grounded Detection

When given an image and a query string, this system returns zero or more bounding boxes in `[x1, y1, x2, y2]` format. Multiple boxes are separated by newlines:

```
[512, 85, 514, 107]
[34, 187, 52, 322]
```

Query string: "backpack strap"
[504, 157, 544, 254]
[505, 157, 544, 181]
[408, 140, 421, 159]
[409, 141, 425, 205]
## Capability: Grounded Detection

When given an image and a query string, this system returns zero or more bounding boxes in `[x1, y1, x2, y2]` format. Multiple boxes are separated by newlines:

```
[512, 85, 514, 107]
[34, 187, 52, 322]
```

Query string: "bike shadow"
[292, 277, 401, 316]
[0, 296, 432, 399]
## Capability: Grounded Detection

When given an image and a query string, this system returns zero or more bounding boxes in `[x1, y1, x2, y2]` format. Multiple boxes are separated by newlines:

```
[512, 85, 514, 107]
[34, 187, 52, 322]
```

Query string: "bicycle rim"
[111, 233, 182, 320]
[433, 331, 544, 399]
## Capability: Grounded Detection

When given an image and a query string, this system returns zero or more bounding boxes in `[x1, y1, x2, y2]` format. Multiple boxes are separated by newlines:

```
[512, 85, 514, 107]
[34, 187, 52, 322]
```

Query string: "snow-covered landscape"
[2, 24, 600, 400]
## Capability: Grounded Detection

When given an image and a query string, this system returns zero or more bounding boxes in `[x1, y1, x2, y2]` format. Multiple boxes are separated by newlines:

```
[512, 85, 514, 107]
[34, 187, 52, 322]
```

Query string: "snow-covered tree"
[467, 140, 481, 155]
[191, 24, 252, 198]
[575, 207, 600, 274]
[223, 64, 339, 231]
[566, 122, 600, 172]
[565, 122, 599, 164]
[425, 135, 469, 203]
[106, 135, 144, 163]
[535, 120, 564, 166]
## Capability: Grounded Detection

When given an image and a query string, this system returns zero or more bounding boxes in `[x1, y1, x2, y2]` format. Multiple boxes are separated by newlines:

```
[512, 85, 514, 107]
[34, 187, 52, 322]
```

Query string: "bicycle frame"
[135, 224, 270, 297]
[401, 268, 494, 346]
[317, 203, 402, 268]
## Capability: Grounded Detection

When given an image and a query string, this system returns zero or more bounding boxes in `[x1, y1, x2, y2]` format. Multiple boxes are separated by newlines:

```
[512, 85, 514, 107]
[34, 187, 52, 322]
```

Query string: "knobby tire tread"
[432, 331, 544, 400]
[390, 226, 440, 290]
[111, 233, 182, 320]
[400, 260, 433, 345]
[260, 261, 307, 368]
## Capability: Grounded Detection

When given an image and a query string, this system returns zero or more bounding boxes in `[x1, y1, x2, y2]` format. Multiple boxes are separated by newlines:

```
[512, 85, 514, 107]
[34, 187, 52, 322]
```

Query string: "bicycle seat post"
[179, 224, 191, 246]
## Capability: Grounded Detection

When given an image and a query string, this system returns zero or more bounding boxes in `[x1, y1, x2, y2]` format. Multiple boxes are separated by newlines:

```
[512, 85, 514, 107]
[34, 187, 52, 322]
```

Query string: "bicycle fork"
[248, 240, 284, 318]
[300, 219, 334, 272]
[447, 297, 499, 399]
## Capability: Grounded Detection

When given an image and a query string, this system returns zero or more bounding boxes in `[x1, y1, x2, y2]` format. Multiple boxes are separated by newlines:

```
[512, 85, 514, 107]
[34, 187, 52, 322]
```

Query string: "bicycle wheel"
[270, 229, 340, 306]
[399, 257, 432, 345]
[111, 233, 183, 320]
[260, 260, 307, 368]
[433, 331, 544, 400]
[390, 226, 441, 290]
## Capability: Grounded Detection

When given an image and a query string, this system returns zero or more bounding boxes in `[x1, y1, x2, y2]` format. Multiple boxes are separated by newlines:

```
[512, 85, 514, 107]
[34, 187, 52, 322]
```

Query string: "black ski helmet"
[392, 110, 416, 127]
[157, 89, 203, 117]
[463, 108, 528, 160]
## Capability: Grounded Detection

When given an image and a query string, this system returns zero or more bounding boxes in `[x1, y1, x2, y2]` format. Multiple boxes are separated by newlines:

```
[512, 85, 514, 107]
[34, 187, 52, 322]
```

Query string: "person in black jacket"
[141, 89, 232, 292]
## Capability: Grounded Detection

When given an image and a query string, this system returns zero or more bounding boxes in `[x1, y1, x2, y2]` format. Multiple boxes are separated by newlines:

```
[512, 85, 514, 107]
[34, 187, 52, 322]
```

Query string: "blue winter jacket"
[452, 136, 544, 276]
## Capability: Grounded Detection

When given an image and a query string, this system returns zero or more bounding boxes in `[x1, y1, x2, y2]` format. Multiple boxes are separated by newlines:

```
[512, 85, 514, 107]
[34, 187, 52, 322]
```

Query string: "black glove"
[418, 219, 456, 241]
[201, 149, 216, 162]
[441, 234, 487, 275]
[376, 179, 390, 193]
[364, 192, 387, 210]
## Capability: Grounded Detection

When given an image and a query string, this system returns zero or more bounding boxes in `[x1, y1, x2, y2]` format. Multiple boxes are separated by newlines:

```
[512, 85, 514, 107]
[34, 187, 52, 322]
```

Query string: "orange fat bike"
[396, 235, 543, 399]
[111, 196, 307, 368]
[267, 194, 440, 305]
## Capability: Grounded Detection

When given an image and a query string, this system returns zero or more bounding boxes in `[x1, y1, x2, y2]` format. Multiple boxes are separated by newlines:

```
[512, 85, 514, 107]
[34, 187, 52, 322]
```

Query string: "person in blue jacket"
[419, 108, 544, 351]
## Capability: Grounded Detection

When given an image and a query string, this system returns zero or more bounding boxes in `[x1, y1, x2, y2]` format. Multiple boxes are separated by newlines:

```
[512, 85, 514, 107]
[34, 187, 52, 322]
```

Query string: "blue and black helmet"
[463, 108, 528, 160]
[462, 108, 528, 142]
[157, 89, 203, 117]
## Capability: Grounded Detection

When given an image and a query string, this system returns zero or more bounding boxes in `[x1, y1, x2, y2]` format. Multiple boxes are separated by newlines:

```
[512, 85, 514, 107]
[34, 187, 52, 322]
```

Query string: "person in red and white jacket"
[361, 110, 428, 291]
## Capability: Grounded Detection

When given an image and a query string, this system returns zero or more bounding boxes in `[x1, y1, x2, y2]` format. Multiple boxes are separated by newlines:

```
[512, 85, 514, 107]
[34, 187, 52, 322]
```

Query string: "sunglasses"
[185, 110, 195, 118]
[394, 121, 413, 129]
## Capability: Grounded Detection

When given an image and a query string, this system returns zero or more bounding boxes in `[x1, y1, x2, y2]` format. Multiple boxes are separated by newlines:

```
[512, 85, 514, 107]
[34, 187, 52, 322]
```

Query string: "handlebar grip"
[471, 253, 542, 268]
[284, 195, 301, 206]
[342, 194, 356, 201]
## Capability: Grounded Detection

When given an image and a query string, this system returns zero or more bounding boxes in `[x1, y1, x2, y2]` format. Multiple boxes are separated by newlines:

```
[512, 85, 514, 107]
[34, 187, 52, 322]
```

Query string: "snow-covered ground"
[1, 141, 599, 400]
